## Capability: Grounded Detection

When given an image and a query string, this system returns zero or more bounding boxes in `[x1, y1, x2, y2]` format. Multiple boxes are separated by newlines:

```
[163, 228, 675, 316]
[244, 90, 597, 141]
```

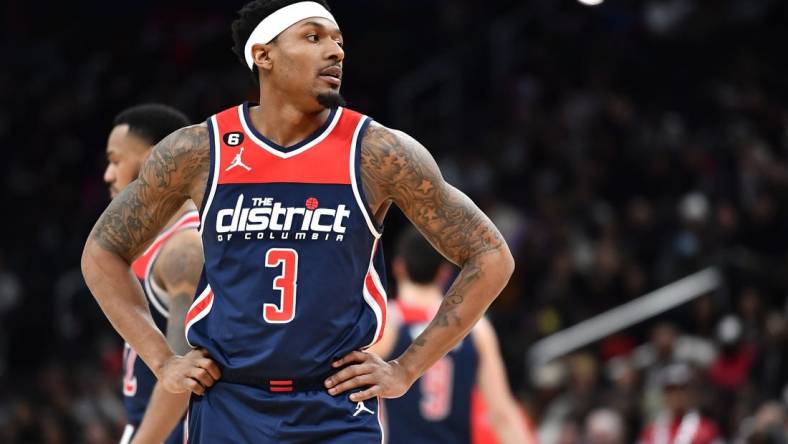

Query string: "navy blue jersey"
[123, 212, 199, 426]
[185, 104, 388, 388]
[384, 301, 479, 444]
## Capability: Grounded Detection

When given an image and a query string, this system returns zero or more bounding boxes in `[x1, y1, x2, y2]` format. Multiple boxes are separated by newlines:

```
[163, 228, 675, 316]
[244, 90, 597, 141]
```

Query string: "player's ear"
[251, 43, 274, 72]
[392, 257, 407, 281]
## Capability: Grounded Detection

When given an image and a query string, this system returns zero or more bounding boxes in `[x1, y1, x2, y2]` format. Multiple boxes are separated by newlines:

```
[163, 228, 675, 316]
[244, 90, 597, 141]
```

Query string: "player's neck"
[397, 281, 443, 309]
[250, 92, 332, 148]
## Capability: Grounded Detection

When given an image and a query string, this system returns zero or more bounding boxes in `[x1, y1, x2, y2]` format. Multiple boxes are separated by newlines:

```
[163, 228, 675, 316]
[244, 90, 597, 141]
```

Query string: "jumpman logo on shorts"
[353, 400, 375, 416]
[226, 147, 252, 172]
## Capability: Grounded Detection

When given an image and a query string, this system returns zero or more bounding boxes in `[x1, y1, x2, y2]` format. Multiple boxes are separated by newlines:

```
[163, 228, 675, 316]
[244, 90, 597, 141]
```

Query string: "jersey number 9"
[420, 356, 454, 421]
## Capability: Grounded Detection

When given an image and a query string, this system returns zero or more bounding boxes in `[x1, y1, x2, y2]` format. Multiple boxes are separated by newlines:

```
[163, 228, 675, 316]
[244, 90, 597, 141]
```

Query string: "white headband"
[244, 1, 338, 70]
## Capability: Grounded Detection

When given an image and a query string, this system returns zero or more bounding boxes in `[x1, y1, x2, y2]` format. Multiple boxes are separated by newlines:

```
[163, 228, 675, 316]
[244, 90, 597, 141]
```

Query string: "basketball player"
[102, 104, 201, 444]
[81, 1, 514, 442]
[370, 228, 530, 444]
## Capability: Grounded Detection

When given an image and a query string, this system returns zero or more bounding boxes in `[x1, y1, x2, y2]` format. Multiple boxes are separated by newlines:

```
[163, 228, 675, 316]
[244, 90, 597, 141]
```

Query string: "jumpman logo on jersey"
[226, 147, 252, 172]
[353, 400, 375, 416]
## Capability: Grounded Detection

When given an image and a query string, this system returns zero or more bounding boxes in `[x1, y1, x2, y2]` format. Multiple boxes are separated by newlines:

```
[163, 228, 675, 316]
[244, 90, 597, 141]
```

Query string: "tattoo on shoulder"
[92, 124, 210, 261]
[359, 122, 504, 265]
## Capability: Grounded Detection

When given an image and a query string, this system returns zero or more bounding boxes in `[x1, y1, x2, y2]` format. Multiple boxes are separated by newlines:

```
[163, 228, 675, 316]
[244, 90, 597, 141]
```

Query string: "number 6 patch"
[223, 132, 244, 147]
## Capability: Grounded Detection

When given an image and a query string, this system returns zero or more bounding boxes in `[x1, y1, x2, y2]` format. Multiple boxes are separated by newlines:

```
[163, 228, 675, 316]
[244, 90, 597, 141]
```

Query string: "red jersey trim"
[185, 285, 214, 347]
[212, 106, 362, 185]
[362, 239, 388, 348]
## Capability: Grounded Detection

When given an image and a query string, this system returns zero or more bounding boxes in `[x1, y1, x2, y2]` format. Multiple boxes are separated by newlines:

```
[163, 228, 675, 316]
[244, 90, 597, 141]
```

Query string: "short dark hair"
[396, 227, 446, 285]
[231, 0, 332, 87]
[113, 104, 190, 146]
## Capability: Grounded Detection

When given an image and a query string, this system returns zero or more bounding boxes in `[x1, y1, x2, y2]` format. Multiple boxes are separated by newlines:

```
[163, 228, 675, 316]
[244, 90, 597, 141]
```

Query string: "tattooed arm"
[81, 125, 220, 396]
[325, 122, 514, 401]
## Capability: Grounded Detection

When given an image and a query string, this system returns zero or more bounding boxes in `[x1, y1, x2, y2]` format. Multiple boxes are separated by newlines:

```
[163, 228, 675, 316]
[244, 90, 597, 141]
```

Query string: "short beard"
[317, 91, 346, 109]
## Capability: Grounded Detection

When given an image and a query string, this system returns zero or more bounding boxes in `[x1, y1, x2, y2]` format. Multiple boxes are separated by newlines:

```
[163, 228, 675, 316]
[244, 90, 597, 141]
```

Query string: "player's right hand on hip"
[160, 348, 221, 395]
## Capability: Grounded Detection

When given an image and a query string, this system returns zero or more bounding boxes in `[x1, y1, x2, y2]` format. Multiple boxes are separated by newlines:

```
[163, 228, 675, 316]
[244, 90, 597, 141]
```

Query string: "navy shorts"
[119, 419, 186, 444]
[187, 381, 383, 443]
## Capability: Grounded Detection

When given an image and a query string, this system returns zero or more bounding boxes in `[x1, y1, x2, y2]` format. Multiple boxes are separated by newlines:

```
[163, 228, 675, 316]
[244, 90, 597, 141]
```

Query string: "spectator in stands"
[602, 357, 643, 442]
[0, 255, 21, 378]
[584, 408, 626, 444]
[638, 363, 722, 444]
[737, 401, 787, 444]
[707, 315, 757, 436]
[707, 315, 755, 392]
[750, 311, 788, 405]
[632, 322, 716, 420]
[539, 353, 600, 442]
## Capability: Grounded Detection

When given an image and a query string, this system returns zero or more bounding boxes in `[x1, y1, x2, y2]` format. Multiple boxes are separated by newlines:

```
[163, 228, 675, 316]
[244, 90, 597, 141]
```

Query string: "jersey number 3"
[264, 248, 299, 323]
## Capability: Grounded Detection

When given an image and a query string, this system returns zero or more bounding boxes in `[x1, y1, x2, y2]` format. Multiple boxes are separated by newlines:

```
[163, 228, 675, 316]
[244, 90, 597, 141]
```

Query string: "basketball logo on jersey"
[225, 147, 252, 172]
[353, 401, 375, 416]
[214, 194, 351, 242]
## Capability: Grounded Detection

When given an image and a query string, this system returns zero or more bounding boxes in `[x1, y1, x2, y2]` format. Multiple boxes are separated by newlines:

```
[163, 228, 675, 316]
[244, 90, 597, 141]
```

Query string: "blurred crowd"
[1, 0, 787, 442]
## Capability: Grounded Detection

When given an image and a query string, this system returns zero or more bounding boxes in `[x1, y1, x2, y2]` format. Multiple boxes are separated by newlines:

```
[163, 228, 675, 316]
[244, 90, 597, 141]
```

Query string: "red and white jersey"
[131, 211, 201, 318]
[123, 210, 200, 425]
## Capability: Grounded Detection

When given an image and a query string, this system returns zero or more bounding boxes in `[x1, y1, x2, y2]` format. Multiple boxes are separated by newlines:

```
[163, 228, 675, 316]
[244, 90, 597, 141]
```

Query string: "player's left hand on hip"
[160, 348, 221, 396]
[324, 350, 413, 402]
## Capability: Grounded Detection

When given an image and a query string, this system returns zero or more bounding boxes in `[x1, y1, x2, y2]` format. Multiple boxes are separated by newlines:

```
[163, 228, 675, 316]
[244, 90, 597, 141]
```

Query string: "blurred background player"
[103, 104, 201, 444]
[369, 228, 533, 444]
